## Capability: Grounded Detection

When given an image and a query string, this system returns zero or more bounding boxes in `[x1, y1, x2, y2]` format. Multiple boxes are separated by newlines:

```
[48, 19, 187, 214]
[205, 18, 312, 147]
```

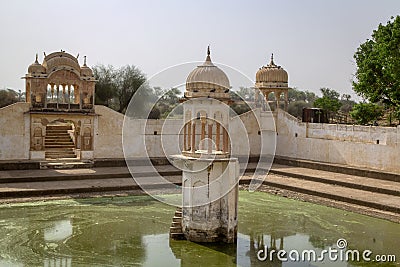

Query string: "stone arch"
[34, 127, 42, 137]
[196, 110, 207, 119]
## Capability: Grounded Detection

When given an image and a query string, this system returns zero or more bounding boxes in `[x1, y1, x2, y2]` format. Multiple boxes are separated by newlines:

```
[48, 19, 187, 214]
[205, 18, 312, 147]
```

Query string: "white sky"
[0, 0, 399, 99]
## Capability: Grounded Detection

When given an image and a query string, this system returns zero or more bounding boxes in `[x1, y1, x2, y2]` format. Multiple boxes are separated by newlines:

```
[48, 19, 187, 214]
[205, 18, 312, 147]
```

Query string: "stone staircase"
[45, 124, 76, 159]
[170, 207, 185, 240]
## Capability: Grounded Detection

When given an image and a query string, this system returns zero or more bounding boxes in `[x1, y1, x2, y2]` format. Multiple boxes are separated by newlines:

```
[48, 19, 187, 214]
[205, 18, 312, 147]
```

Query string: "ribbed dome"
[256, 54, 288, 83]
[28, 54, 46, 74]
[43, 51, 81, 74]
[186, 47, 230, 98]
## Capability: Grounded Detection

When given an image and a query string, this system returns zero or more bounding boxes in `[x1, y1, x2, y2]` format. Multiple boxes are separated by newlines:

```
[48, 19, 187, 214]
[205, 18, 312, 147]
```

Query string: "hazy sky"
[0, 0, 399, 99]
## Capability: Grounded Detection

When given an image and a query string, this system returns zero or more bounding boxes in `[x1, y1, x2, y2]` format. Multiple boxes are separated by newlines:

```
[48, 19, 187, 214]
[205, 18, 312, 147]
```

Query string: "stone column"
[207, 123, 213, 154]
[67, 85, 71, 109]
[44, 84, 48, 108]
[200, 119, 206, 150]
[216, 123, 221, 151]
[56, 84, 60, 109]
[187, 121, 192, 151]
[50, 84, 54, 102]
[183, 122, 187, 151]
[222, 126, 229, 153]
[191, 122, 196, 153]
[62, 84, 66, 104]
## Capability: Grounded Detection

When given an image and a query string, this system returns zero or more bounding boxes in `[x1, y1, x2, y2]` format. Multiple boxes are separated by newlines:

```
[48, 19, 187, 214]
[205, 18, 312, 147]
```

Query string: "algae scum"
[0, 192, 398, 267]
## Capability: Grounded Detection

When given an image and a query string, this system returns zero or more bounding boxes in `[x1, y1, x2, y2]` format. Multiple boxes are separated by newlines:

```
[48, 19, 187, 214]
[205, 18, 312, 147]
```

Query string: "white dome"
[185, 47, 230, 99]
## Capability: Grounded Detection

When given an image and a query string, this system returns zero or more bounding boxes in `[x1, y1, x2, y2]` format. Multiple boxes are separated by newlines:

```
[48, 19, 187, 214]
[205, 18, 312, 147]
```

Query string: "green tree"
[288, 88, 317, 104]
[340, 94, 356, 114]
[288, 100, 312, 118]
[235, 87, 254, 101]
[149, 87, 182, 118]
[93, 64, 147, 113]
[0, 89, 18, 108]
[93, 65, 117, 107]
[288, 88, 306, 102]
[116, 65, 147, 113]
[304, 91, 317, 104]
[353, 16, 400, 111]
[350, 103, 384, 125]
[313, 88, 342, 120]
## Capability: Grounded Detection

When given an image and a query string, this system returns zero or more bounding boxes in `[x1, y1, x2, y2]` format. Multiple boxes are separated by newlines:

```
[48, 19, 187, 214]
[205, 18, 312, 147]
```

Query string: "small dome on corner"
[28, 54, 46, 74]
[256, 54, 288, 83]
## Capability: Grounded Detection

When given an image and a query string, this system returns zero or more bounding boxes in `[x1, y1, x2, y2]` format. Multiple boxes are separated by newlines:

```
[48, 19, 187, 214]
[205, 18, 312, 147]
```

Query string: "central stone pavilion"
[171, 47, 240, 243]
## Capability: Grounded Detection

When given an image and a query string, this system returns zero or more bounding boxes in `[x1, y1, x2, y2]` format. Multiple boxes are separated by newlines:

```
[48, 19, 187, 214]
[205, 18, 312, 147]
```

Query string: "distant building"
[23, 51, 97, 160]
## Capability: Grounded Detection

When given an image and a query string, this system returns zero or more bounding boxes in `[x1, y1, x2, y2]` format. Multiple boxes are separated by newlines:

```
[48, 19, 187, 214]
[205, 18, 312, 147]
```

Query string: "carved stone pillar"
[207, 123, 213, 154]
[216, 123, 221, 151]
[56, 84, 60, 109]
[200, 118, 206, 150]
[183, 122, 187, 151]
[191, 122, 196, 153]
[222, 126, 229, 153]
[187, 122, 192, 151]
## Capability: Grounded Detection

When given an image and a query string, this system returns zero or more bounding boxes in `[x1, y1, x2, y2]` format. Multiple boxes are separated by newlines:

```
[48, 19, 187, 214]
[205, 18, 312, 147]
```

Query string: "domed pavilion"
[24, 51, 96, 111]
[255, 54, 290, 111]
[170, 47, 239, 244]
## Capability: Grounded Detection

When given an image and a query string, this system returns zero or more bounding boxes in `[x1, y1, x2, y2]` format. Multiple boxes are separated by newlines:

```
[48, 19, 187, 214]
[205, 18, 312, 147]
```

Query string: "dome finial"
[35, 53, 39, 64]
[206, 45, 211, 64]
[269, 53, 275, 66]
[205, 45, 212, 63]
[83, 55, 87, 66]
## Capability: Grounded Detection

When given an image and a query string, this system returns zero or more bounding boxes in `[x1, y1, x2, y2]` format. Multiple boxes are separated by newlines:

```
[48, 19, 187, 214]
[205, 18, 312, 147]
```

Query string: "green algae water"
[0, 192, 398, 267]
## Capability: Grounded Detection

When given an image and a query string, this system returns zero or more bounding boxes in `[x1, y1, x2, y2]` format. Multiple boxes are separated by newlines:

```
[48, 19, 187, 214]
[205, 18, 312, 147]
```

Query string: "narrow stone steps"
[45, 155, 77, 160]
[45, 132, 71, 135]
[45, 152, 75, 155]
[45, 144, 75, 148]
[45, 142, 74, 146]
[45, 134, 72, 137]
[170, 207, 185, 240]
[259, 174, 400, 213]
[46, 126, 72, 130]
[268, 165, 400, 197]
[0, 166, 181, 183]
[172, 216, 182, 223]
[45, 124, 76, 160]
[45, 148, 74, 151]
[45, 135, 72, 138]
[40, 160, 94, 169]
[45, 152, 76, 156]
[174, 210, 182, 217]
[0, 176, 182, 198]
[45, 142, 75, 146]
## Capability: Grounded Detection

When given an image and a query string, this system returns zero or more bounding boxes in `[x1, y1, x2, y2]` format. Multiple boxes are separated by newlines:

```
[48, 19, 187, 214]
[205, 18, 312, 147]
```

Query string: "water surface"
[0, 192, 398, 266]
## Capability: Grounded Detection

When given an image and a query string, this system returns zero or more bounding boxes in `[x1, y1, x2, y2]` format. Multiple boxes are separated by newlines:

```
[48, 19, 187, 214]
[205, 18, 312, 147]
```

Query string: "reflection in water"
[43, 220, 73, 267]
[0, 193, 398, 267]
[43, 257, 72, 267]
[44, 220, 73, 242]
